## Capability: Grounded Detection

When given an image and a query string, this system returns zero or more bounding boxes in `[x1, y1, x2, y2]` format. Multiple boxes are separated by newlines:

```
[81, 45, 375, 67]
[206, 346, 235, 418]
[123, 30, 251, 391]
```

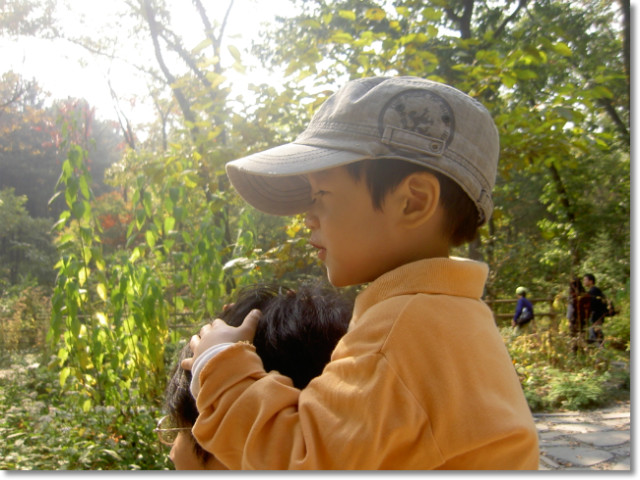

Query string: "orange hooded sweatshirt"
[192, 257, 539, 469]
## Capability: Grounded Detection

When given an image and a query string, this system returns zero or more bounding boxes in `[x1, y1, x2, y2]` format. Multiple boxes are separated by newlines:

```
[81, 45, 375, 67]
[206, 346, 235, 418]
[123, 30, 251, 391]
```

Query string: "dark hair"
[583, 273, 596, 284]
[570, 277, 585, 296]
[164, 282, 353, 464]
[344, 159, 479, 246]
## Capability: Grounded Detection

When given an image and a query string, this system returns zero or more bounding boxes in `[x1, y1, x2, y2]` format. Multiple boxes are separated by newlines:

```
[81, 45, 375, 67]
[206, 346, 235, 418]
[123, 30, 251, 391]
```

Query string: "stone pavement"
[535, 400, 631, 470]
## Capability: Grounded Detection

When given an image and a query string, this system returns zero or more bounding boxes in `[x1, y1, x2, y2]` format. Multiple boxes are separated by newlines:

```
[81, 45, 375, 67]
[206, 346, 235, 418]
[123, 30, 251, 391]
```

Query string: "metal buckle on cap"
[381, 126, 445, 156]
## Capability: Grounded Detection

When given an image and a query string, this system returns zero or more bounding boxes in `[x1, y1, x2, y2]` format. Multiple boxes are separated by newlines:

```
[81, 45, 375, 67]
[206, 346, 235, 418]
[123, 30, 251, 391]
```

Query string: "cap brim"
[226, 142, 366, 215]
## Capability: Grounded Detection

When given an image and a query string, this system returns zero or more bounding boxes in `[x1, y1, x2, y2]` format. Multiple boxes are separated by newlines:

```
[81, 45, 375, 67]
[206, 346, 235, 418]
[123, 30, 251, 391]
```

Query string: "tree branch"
[443, 0, 474, 39]
[597, 98, 630, 143]
[142, 0, 197, 129]
[617, 0, 630, 96]
[493, 0, 528, 40]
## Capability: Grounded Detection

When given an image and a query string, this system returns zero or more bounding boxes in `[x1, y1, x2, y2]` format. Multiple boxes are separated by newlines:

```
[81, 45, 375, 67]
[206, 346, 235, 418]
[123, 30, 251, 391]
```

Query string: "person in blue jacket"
[512, 286, 534, 328]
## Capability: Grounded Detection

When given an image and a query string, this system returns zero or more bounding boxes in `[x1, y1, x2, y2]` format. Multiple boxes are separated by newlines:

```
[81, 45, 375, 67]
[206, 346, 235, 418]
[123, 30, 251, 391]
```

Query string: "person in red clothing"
[183, 77, 539, 469]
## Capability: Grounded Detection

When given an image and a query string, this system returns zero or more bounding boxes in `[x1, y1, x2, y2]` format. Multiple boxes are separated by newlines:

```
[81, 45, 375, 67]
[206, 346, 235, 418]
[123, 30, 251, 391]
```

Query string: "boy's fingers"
[189, 333, 201, 351]
[240, 309, 261, 338]
[199, 323, 213, 337]
[181, 357, 194, 371]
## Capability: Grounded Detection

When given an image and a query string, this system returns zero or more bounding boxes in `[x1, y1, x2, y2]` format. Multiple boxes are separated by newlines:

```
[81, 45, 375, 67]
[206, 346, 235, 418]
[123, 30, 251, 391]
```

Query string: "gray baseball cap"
[226, 76, 499, 225]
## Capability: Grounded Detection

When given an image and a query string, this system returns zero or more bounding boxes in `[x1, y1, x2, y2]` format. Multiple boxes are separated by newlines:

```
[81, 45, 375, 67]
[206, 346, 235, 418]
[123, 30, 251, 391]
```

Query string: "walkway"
[535, 400, 630, 470]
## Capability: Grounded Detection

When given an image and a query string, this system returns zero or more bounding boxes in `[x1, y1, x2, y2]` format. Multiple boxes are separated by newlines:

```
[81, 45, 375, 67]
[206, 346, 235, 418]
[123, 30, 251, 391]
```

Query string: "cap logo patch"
[378, 89, 455, 156]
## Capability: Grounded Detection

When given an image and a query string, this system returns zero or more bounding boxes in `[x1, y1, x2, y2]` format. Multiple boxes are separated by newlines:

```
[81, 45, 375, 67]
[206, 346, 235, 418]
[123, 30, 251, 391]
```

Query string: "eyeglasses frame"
[154, 415, 192, 446]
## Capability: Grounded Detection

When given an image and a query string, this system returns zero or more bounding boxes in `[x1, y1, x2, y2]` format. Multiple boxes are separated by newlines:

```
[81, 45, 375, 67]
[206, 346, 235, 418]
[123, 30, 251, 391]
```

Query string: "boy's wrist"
[190, 342, 235, 398]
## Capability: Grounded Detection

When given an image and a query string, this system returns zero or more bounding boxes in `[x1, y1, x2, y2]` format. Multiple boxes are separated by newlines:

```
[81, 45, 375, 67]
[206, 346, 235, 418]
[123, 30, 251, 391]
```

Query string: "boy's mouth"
[309, 241, 327, 261]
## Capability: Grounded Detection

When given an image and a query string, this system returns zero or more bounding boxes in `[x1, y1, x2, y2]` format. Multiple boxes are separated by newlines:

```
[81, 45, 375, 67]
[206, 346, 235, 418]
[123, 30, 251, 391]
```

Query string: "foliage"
[502, 303, 630, 412]
[0, 188, 58, 287]
[254, 0, 630, 298]
[49, 144, 169, 409]
[0, 282, 51, 362]
[0, 354, 171, 470]
[0, 72, 123, 219]
[2, 0, 630, 444]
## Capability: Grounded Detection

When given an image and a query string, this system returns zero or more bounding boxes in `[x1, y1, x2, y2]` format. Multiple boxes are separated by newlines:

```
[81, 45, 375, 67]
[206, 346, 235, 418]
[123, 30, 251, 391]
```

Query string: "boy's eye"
[312, 190, 329, 199]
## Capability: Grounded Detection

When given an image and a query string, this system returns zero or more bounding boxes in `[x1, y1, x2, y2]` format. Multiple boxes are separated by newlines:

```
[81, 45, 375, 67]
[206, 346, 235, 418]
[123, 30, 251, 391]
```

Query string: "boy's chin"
[326, 269, 368, 288]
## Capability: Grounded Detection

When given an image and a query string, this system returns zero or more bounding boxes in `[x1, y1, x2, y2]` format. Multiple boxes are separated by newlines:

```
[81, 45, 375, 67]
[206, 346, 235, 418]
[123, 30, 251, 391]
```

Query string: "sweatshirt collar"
[353, 257, 489, 320]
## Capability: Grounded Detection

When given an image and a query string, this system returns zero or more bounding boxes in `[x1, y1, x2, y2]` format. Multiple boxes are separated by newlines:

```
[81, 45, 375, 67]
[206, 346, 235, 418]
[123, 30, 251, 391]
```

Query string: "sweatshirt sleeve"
[513, 298, 523, 321]
[191, 342, 442, 469]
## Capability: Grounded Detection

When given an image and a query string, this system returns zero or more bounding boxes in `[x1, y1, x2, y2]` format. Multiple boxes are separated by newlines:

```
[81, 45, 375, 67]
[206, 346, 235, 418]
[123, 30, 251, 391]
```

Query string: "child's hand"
[181, 309, 261, 371]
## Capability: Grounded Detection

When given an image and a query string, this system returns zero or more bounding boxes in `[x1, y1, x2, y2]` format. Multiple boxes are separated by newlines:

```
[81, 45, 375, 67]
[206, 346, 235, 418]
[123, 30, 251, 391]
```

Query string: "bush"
[547, 369, 609, 410]
[0, 283, 51, 363]
[502, 318, 630, 412]
[0, 354, 172, 470]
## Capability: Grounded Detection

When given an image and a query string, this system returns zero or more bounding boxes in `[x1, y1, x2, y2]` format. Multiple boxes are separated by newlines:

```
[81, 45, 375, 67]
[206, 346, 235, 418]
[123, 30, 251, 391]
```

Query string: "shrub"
[0, 283, 51, 363]
[0, 354, 172, 470]
[502, 320, 629, 412]
[546, 369, 609, 410]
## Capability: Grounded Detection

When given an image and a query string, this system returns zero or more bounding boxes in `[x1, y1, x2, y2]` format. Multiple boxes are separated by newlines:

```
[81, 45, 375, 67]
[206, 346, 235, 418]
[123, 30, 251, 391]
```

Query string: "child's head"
[163, 283, 352, 469]
[225, 76, 499, 285]
[343, 158, 479, 247]
[226, 76, 499, 226]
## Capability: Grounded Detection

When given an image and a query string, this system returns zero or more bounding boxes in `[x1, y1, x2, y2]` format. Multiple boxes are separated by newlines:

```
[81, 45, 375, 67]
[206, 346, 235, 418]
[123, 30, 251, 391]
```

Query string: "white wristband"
[190, 342, 234, 398]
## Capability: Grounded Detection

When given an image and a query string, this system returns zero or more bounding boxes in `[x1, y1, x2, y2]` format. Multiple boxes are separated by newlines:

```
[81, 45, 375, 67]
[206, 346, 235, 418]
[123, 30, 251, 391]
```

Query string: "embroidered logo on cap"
[378, 89, 455, 157]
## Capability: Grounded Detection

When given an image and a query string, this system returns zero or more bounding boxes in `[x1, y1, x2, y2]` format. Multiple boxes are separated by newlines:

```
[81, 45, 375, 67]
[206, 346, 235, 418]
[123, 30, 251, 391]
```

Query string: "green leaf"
[228, 44, 242, 63]
[338, 10, 356, 21]
[145, 230, 156, 248]
[192, 37, 213, 53]
[501, 73, 517, 89]
[164, 216, 176, 235]
[79, 175, 91, 200]
[330, 31, 354, 44]
[60, 367, 71, 386]
[97, 283, 108, 301]
[552, 42, 572, 56]
[365, 8, 385, 21]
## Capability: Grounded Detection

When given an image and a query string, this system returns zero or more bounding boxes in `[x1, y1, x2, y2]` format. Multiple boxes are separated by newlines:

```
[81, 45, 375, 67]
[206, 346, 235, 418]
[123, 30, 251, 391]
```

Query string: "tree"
[0, 72, 124, 219]
[252, 0, 630, 297]
[0, 188, 57, 288]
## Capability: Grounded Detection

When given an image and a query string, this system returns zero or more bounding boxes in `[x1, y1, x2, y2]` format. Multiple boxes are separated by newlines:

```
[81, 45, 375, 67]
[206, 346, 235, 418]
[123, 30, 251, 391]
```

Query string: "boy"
[183, 76, 540, 469]
[158, 283, 352, 469]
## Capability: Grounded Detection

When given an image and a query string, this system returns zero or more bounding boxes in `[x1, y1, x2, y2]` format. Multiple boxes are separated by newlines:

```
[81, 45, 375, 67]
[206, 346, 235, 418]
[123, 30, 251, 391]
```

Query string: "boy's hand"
[181, 309, 261, 371]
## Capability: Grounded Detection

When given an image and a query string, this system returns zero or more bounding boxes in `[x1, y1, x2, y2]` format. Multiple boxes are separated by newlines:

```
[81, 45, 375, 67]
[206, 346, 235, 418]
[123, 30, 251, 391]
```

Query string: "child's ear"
[397, 172, 440, 227]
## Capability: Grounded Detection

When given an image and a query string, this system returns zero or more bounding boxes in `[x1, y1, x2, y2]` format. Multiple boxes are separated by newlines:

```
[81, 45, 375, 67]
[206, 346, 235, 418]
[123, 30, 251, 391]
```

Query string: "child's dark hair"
[345, 158, 479, 246]
[164, 282, 353, 464]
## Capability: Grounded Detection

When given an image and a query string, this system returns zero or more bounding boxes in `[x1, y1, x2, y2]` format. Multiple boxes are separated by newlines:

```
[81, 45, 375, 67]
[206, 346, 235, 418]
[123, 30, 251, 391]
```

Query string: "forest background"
[0, 0, 631, 470]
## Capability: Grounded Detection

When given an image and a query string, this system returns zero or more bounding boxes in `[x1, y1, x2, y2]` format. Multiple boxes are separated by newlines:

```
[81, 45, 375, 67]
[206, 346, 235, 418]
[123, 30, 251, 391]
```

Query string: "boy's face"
[305, 166, 405, 287]
[169, 432, 228, 470]
[170, 432, 204, 470]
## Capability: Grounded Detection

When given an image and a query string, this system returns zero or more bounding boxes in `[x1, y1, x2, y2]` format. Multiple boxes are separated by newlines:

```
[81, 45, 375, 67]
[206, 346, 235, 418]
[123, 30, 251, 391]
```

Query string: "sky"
[0, 0, 293, 126]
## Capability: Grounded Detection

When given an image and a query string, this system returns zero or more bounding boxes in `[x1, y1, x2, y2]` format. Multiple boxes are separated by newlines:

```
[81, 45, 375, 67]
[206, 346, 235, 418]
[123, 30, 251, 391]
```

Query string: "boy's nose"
[304, 211, 319, 230]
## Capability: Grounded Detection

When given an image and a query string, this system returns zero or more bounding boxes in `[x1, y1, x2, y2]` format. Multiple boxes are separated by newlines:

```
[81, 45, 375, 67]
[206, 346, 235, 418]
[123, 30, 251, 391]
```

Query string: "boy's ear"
[396, 172, 441, 227]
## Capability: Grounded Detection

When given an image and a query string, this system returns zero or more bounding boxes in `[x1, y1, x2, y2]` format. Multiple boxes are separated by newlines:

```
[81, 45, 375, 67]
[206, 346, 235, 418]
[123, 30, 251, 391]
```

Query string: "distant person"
[583, 273, 607, 345]
[512, 286, 534, 329]
[157, 283, 352, 470]
[567, 276, 589, 353]
[566, 277, 586, 336]
[183, 76, 539, 469]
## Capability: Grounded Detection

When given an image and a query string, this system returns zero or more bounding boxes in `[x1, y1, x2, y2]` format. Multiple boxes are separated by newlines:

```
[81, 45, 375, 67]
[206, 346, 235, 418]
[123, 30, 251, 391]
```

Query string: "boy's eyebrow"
[307, 168, 337, 184]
